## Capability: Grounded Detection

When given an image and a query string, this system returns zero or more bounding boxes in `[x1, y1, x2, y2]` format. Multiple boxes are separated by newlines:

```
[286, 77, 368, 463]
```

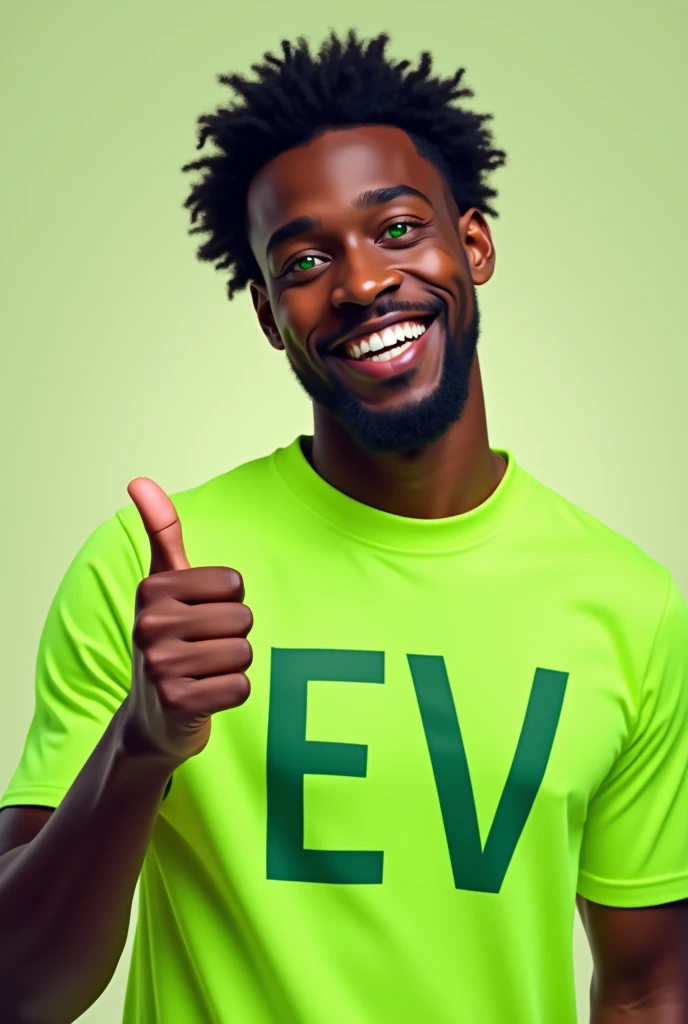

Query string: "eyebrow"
[264, 184, 433, 258]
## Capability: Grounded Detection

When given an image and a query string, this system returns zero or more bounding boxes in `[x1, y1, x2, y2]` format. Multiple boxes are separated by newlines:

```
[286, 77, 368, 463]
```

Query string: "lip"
[326, 315, 438, 381]
[329, 311, 436, 355]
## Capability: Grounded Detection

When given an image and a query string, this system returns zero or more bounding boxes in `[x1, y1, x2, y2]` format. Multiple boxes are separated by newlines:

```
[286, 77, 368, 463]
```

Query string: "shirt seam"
[617, 568, 675, 758]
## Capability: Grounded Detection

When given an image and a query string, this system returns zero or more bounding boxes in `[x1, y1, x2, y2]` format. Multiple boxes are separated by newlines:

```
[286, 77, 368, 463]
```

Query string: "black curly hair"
[182, 29, 506, 301]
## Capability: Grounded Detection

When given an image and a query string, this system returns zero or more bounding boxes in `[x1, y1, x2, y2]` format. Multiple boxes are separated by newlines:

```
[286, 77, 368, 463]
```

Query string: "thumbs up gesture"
[121, 478, 252, 765]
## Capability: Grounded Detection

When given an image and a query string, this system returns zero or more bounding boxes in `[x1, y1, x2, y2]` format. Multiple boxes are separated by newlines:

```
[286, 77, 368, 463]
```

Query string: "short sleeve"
[577, 574, 688, 907]
[0, 513, 146, 811]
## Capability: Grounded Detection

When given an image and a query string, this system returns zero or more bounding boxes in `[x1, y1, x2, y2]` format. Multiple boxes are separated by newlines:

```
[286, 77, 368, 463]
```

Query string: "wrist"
[115, 698, 183, 772]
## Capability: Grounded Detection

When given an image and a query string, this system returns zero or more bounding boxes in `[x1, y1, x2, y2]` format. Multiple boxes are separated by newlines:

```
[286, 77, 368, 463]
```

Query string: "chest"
[172, 545, 638, 893]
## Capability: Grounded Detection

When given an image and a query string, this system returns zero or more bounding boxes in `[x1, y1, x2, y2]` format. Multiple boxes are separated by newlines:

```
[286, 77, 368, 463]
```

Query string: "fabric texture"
[3, 436, 688, 1023]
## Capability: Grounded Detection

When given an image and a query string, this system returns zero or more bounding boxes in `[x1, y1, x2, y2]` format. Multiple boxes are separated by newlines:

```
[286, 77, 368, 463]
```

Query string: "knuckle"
[157, 680, 186, 713]
[132, 619, 146, 650]
[136, 576, 171, 611]
[143, 645, 169, 679]
[133, 610, 158, 646]
[135, 580, 149, 611]
[137, 575, 160, 601]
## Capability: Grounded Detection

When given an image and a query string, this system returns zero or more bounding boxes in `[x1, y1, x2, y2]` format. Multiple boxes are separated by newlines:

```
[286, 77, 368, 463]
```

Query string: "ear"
[458, 208, 495, 287]
[249, 281, 285, 351]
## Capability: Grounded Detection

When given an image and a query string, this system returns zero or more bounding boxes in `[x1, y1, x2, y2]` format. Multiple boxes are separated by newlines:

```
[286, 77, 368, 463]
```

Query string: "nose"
[330, 242, 403, 308]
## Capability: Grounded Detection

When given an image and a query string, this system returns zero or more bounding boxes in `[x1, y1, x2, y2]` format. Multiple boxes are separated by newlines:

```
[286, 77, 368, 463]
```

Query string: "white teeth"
[343, 321, 428, 359]
[370, 340, 413, 362]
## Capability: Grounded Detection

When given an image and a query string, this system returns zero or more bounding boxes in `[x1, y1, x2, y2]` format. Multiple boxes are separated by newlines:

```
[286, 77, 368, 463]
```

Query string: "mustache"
[315, 297, 446, 357]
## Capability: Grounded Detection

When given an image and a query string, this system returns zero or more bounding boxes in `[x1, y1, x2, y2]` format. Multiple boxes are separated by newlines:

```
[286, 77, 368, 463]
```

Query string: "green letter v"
[408, 655, 568, 893]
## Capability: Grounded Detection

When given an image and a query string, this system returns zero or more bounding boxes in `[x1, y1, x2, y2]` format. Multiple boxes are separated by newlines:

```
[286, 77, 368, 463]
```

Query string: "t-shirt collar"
[272, 435, 529, 554]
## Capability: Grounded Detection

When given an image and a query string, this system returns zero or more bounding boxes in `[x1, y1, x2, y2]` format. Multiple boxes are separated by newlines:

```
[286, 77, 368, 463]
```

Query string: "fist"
[122, 477, 252, 765]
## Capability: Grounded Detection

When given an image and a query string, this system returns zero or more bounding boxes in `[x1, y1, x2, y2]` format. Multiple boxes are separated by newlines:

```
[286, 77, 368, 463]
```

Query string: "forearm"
[0, 697, 176, 1024]
[591, 994, 688, 1023]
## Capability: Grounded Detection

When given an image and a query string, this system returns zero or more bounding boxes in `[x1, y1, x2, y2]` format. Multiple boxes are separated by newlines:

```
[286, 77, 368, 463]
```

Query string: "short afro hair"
[182, 29, 507, 301]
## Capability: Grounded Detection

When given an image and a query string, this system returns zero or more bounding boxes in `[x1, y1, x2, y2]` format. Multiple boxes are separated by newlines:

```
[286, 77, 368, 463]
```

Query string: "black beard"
[284, 294, 481, 454]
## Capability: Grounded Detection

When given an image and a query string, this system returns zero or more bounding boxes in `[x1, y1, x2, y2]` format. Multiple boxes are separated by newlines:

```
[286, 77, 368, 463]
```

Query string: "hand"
[122, 477, 252, 765]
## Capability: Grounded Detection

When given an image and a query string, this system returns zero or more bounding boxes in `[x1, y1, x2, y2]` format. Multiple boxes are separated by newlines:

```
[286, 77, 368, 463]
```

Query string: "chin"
[340, 345, 477, 454]
[286, 303, 479, 455]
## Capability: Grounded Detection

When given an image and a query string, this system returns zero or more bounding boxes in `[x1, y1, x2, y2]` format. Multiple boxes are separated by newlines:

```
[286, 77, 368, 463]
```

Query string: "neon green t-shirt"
[3, 436, 688, 1023]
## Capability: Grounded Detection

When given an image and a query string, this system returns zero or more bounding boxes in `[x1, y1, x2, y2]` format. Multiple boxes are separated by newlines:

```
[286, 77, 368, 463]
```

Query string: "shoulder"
[113, 444, 291, 571]
[519, 466, 677, 623]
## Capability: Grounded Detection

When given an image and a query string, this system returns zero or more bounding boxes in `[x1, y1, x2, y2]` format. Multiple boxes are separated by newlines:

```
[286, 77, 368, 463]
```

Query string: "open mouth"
[332, 315, 437, 363]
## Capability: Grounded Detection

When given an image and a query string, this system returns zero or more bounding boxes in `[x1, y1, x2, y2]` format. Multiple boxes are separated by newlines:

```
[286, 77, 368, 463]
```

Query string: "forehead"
[247, 125, 448, 254]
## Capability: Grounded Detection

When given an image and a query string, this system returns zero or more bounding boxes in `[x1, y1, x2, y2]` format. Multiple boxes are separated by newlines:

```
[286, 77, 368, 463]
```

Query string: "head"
[183, 31, 506, 453]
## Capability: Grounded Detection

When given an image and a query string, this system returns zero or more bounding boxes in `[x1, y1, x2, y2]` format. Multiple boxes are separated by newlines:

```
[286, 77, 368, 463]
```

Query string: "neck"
[306, 356, 506, 520]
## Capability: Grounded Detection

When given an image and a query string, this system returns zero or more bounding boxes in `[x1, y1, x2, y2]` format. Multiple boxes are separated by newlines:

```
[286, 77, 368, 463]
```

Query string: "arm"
[0, 479, 251, 1024]
[577, 894, 688, 1023]
[576, 576, 688, 1021]
[0, 697, 176, 1024]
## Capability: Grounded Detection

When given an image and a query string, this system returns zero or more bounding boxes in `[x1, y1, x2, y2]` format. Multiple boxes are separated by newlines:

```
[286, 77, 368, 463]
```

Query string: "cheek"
[271, 295, 303, 353]
[275, 287, 328, 368]
[275, 288, 309, 337]
[412, 242, 462, 283]
[278, 318, 316, 374]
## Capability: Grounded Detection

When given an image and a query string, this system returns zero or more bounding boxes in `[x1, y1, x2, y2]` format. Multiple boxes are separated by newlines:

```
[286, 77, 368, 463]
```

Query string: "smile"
[340, 320, 428, 362]
[327, 314, 440, 381]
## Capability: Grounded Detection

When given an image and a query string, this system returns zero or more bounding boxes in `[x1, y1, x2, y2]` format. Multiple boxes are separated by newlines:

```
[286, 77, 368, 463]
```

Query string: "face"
[247, 125, 495, 453]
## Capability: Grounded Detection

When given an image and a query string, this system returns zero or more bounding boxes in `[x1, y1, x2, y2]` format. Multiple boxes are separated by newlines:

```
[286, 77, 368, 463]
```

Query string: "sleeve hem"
[0, 785, 67, 811]
[577, 870, 688, 907]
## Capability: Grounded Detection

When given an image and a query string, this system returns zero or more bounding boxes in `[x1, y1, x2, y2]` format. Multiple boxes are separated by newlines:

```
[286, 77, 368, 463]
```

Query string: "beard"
[285, 291, 480, 454]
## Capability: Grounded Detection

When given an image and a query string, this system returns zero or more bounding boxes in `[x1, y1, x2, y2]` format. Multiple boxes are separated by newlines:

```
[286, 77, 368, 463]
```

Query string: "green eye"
[387, 222, 409, 238]
[295, 255, 317, 271]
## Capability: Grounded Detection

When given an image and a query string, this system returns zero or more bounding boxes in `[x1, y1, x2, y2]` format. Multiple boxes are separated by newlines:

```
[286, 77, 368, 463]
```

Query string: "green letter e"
[266, 648, 385, 884]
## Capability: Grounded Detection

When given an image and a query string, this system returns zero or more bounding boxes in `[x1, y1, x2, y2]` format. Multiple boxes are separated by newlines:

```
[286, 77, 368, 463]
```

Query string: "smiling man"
[1, 29, 688, 1024]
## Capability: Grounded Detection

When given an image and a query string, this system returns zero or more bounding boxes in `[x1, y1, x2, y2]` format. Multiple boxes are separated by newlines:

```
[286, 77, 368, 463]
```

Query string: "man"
[0, 28, 687, 1024]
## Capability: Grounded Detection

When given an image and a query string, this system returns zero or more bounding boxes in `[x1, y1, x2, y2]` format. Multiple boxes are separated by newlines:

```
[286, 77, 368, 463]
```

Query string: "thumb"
[127, 477, 190, 574]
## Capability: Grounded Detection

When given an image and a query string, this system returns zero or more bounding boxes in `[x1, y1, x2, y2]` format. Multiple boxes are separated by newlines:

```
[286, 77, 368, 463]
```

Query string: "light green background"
[1, 1, 685, 1021]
